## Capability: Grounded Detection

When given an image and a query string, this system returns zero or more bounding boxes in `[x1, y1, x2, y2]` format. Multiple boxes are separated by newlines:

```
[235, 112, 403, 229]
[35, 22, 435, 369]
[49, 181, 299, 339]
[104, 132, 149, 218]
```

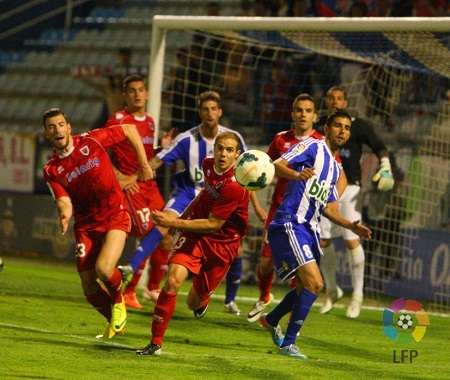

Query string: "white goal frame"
[147, 15, 450, 145]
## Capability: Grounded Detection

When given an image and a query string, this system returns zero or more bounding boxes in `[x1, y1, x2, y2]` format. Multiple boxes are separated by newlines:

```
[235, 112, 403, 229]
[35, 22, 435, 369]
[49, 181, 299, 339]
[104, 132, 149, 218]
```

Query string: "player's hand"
[297, 167, 316, 181]
[119, 174, 140, 193]
[350, 220, 372, 239]
[60, 214, 69, 235]
[160, 127, 177, 149]
[372, 157, 394, 192]
[151, 210, 174, 228]
[137, 164, 153, 181]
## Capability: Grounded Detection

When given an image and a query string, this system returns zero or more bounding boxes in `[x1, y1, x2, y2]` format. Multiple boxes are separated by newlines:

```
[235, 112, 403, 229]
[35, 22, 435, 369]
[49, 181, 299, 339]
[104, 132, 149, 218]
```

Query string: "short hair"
[198, 91, 221, 109]
[325, 108, 352, 127]
[326, 86, 348, 100]
[123, 74, 147, 92]
[214, 131, 241, 152]
[42, 108, 68, 128]
[292, 93, 317, 111]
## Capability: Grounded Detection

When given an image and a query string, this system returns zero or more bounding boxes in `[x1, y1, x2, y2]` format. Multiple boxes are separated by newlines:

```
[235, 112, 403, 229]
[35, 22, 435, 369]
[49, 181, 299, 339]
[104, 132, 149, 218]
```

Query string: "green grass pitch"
[0, 256, 449, 380]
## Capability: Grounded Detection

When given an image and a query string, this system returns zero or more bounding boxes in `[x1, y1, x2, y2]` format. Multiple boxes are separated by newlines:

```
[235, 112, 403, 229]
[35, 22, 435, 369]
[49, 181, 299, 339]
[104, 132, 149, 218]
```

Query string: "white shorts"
[320, 184, 363, 240]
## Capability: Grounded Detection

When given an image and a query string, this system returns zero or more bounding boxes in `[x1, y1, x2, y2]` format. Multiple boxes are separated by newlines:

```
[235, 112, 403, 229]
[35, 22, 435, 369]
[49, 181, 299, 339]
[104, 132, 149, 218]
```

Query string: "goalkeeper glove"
[372, 157, 394, 192]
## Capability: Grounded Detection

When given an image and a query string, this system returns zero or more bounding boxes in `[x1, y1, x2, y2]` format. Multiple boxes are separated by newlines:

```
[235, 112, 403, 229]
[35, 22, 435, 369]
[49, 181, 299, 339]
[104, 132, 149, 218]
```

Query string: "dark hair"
[119, 47, 131, 56]
[215, 131, 241, 152]
[198, 91, 221, 109]
[292, 93, 316, 111]
[123, 74, 147, 92]
[42, 108, 68, 128]
[326, 86, 348, 100]
[325, 108, 352, 127]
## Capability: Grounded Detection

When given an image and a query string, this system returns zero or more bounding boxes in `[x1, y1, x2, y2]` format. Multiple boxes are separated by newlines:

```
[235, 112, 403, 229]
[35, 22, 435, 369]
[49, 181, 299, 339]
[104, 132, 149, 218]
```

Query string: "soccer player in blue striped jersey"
[119, 91, 266, 315]
[260, 109, 372, 359]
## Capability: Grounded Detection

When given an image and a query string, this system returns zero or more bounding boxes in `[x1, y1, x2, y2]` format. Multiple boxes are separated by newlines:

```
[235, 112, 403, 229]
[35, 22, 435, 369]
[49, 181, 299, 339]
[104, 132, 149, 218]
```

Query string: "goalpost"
[147, 16, 450, 312]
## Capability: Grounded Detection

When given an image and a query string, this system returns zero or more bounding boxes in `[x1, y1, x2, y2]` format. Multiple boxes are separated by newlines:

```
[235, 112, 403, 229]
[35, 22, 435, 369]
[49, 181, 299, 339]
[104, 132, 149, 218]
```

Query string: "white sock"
[320, 245, 337, 294]
[346, 245, 365, 298]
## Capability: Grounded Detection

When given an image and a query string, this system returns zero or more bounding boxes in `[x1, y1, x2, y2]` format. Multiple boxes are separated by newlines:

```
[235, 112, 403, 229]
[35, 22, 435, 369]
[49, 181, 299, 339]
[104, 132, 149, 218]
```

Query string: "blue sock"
[266, 288, 297, 326]
[225, 257, 242, 304]
[129, 228, 164, 272]
[283, 288, 318, 347]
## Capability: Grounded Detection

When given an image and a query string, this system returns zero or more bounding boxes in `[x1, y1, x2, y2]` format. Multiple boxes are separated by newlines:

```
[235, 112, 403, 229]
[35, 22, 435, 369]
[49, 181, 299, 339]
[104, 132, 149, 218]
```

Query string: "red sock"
[147, 246, 170, 291]
[102, 268, 122, 304]
[151, 289, 177, 347]
[257, 265, 274, 303]
[85, 285, 112, 322]
[125, 259, 147, 294]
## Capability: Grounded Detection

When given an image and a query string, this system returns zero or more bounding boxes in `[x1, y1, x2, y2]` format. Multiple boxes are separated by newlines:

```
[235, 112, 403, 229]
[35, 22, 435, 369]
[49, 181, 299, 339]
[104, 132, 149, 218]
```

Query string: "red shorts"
[125, 180, 164, 237]
[74, 210, 131, 273]
[260, 202, 279, 258]
[169, 233, 240, 301]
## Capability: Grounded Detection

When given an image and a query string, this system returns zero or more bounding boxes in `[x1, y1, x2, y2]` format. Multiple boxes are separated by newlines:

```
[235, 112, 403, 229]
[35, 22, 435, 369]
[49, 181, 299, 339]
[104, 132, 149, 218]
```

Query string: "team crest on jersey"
[80, 146, 90, 156]
[148, 122, 155, 131]
[166, 139, 177, 151]
[294, 143, 308, 154]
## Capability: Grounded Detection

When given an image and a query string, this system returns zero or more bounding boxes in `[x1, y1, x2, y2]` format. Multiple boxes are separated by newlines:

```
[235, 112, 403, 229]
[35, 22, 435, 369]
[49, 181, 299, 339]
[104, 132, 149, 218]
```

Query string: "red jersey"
[43, 126, 128, 231]
[188, 157, 249, 242]
[267, 129, 324, 207]
[104, 109, 155, 175]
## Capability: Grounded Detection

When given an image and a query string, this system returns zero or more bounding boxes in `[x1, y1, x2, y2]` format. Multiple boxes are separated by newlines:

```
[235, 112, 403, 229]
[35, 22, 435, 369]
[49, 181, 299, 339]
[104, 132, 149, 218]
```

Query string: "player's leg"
[341, 185, 365, 318]
[345, 239, 364, 318]
[224, 248, 243, 315]
[247, 208, 277, 322]
[137, 232, 201, 355]
[263, 223, 321, 359]
[319, 239, 343, 314]
[136, 262, 190, 356]
[191, 239, 241, 317]
[142, 194, 190, 302]
[143, 234, 172, 303]
[97, 228, 128, 333]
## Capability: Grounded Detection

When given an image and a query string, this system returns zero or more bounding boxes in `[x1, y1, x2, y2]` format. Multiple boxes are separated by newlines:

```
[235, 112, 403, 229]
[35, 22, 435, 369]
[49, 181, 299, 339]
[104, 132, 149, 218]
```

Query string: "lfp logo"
[382, 298, 430, 344]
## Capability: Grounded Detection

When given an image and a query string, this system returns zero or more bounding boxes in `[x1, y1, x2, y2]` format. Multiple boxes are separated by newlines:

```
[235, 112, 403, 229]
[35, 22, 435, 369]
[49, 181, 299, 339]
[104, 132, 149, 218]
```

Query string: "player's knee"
[164, 274, 182, 293]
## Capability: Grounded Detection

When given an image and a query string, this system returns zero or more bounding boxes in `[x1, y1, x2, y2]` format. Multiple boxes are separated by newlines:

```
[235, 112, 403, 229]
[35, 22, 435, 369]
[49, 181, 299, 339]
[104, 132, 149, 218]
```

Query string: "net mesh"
[158, 26, 450, 312]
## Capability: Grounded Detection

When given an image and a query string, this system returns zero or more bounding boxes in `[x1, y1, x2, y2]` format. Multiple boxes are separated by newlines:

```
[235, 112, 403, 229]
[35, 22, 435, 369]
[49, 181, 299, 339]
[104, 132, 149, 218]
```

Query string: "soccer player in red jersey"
[135, 131, 250, 356]
[247, 93, 347, 323]
[104, 74, 174, 309]
[42, 108, 152, 338]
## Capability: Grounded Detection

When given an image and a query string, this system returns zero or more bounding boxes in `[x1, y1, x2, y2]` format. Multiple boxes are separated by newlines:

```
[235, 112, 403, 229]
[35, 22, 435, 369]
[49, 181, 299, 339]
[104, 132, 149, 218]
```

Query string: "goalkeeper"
[314, 86, 394, 319]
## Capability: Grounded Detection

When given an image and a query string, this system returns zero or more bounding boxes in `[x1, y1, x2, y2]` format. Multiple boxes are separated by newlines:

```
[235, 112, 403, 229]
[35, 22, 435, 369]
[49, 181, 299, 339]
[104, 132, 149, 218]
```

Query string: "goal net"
[147, 16, 450, 312]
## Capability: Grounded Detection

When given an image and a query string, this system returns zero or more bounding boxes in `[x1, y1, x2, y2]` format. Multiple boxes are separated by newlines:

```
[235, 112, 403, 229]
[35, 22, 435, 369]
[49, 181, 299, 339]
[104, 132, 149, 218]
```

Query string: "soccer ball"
[234, 150, 275, 191]
[397, 314, 413, 330]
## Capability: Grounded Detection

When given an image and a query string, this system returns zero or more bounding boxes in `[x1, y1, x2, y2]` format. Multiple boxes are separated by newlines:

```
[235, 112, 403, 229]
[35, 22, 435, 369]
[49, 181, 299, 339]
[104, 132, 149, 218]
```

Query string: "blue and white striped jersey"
[273, 137, 342, 233]
[156, 124, 247, 199]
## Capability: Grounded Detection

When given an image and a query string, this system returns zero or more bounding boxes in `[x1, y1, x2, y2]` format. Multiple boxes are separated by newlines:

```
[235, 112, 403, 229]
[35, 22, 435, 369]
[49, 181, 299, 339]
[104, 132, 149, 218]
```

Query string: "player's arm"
[273, 158, 316, 181]
[121, 124, 153, 181]
[151, 209, 225, 234]
[249, 191, 267, 223]
[55, 196, 73, 235]
[149, 156, 164, 171]
[323, 201, 371, 239]
[337, 170, 347, 198]
[360, 120, 394, 192]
